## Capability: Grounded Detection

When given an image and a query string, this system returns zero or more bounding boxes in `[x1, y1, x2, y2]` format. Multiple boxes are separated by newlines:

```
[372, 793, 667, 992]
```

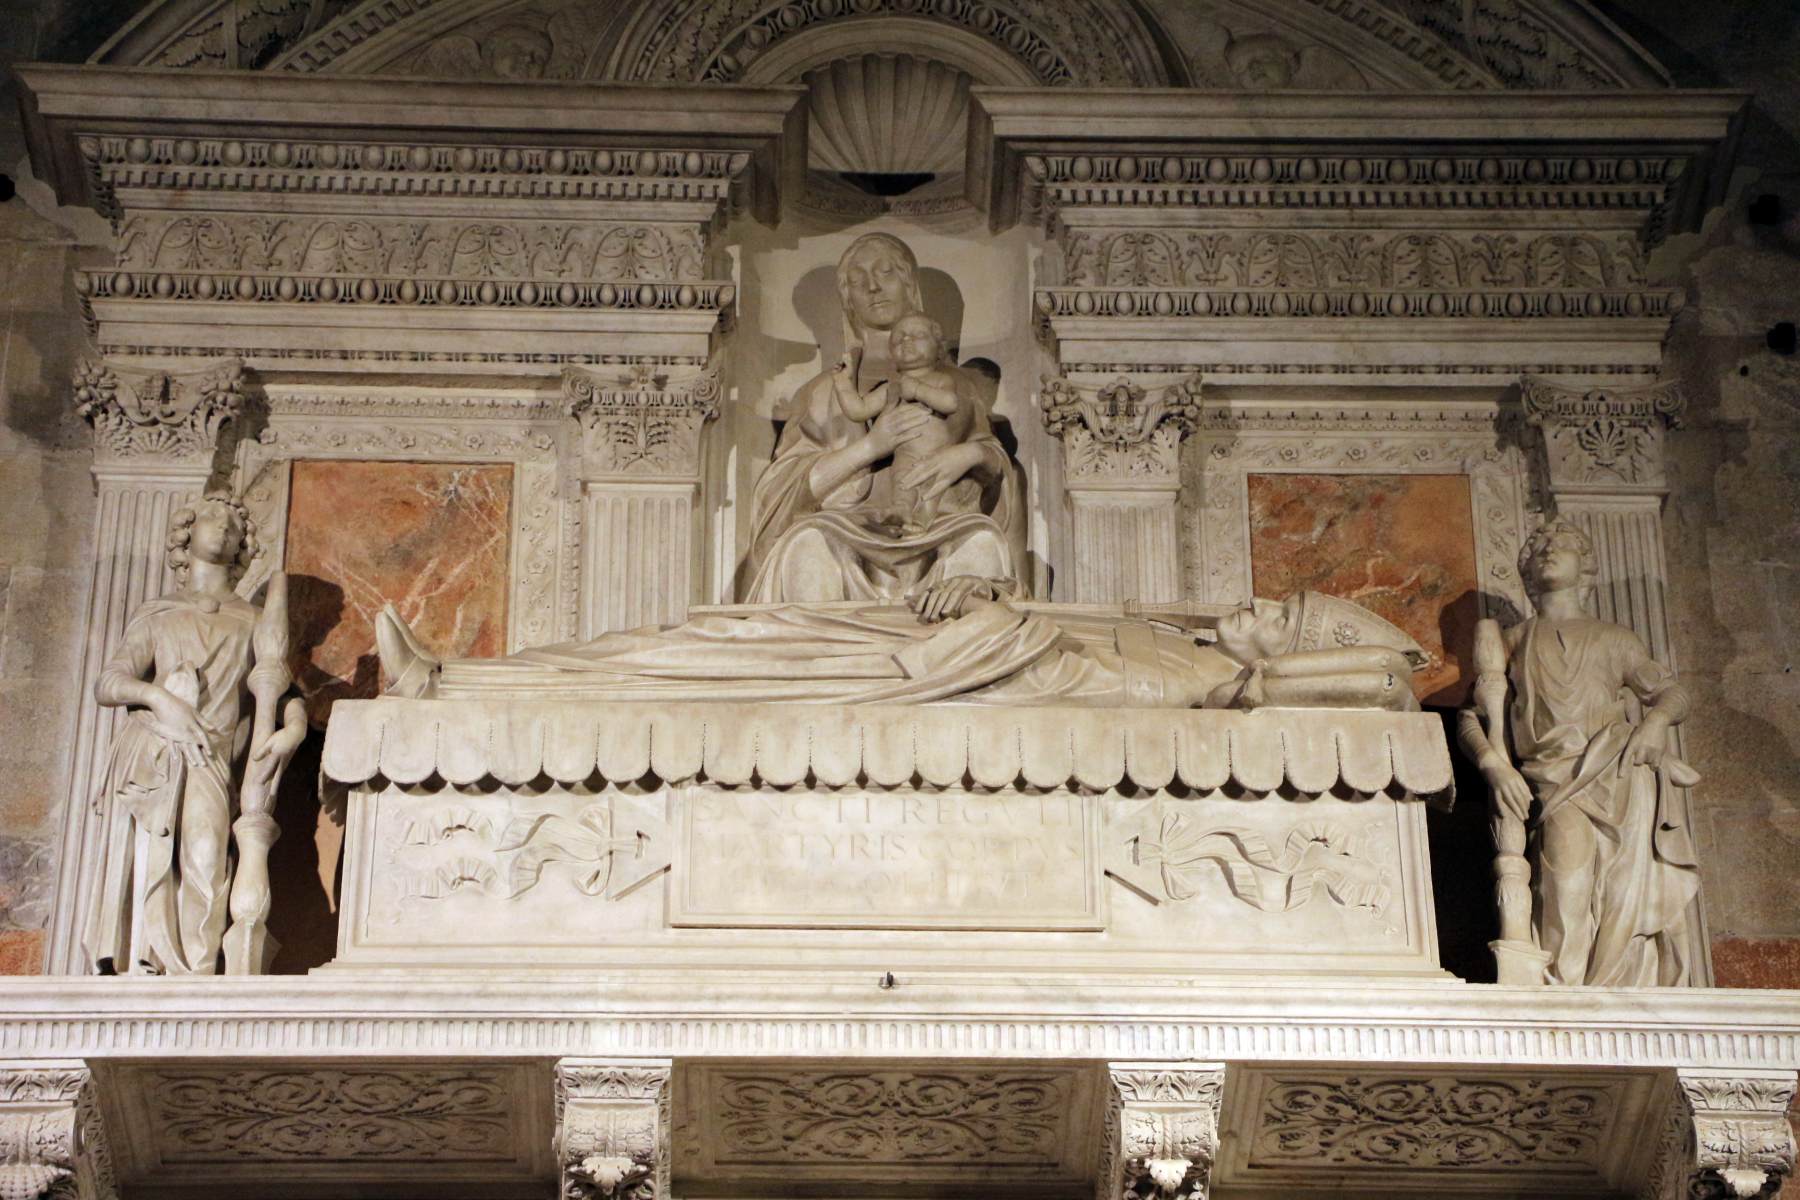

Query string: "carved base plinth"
[1491, 938, 1552, 986]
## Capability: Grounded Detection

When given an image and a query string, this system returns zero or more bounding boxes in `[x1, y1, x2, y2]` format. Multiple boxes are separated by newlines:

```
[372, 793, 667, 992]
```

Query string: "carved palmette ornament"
[562, 363, 721, 479]
[1521, 376, 1685, 493]
[73, 357, 244, 466]
[555, 1062, 670, 1200]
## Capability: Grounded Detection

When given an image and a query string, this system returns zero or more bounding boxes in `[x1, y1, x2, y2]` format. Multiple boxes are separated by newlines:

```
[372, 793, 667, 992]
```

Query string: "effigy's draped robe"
[84, 596, 254, 974]
[437, 603, 1238, 709]
[1511, 618, 1701, 986]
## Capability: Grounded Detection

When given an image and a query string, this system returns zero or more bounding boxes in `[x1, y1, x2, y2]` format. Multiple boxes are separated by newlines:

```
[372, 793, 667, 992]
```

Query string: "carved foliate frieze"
[1250, 1074, 1615, 1171]
[1672, 1070, 1798, 1199]
[73, 357, 243, 468]
[142, 1067, 512, 1162]
[563, 364, 721, 480]
[1522, 376, 1685, 494]
[1102, 1064, 1226, 1200]
[1041, 375, 1200, 485]
[555, 1061, 670, 1200]
[117, 215, 709, 284]
[710, 1069, 1072, 1165]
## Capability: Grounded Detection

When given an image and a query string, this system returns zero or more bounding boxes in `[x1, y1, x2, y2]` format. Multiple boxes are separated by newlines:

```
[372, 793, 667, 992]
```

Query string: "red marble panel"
[1712, 936, 1800, 989]
[1248, 473, 1480, 706]
[285, 460, 513, 726]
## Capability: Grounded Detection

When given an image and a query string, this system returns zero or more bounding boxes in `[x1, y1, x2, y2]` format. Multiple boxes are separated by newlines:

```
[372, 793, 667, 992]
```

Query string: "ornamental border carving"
[234, 389, 580, 650]
[1182, 398, 1535, 629]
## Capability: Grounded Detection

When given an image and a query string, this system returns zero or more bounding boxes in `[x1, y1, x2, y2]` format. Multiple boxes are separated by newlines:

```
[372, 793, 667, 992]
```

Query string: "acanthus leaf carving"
[1041, 374, 1200, 484]
[0, 1063, 113, 1200]
[1103, 1064, 1225, 1200]
[1674, 1070, 1799, 1200]
[74, 357, 244, 467]
[556, 1060, 670, 1200]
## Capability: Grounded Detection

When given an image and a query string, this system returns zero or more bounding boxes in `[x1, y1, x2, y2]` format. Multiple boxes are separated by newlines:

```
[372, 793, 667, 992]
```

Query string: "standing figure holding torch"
[1458, 518, 1702, 987]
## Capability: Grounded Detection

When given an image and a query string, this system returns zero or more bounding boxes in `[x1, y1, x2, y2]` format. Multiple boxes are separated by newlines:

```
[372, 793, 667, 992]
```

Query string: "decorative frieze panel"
[556, 1060, 670, 1200]
[674, 1062, 1093, 1195]
[102, 1060, 550, 1193]
[1217, 1065, 1664, 1194]
[20, 68, 804, 369]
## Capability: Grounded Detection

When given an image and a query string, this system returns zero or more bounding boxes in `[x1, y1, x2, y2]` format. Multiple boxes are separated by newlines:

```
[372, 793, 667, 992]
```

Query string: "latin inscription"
[672, 789, 1100, 929]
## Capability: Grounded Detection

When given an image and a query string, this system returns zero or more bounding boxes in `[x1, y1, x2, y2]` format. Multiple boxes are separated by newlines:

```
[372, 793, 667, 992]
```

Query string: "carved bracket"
[555, 1059, 671, 1200]
[74, 357, 243, 472]
[563, 363, 722, 482]
[1662, 1069, 1800, 1199]
[1041, 374, 1200, 487]
[1101, 1063, 1226, 1200]
[0, 1062, 115, 1199]
[1522, 375, 1685, 496]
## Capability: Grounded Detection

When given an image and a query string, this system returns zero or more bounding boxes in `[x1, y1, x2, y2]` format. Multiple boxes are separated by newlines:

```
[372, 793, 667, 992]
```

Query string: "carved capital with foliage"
[563, 363, 721, 481]
[1673, 1069, 1798, 1199]
[1041, 374, 1200, 486]
[73, 357, 244, 471]
[1521, 376, 1684, 495]
[555, 1060, 670, 1200]
[1101, 1063, 1225, 1200]
[0, 1062, 113, 1200]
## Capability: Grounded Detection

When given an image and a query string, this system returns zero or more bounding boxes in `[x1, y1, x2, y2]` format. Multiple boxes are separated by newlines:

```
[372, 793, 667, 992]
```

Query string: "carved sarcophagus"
[322, 701, 1453, 978]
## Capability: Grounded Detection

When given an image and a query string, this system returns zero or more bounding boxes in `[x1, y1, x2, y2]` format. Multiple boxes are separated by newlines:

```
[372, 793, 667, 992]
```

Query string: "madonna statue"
[740, 233, 1027, 602]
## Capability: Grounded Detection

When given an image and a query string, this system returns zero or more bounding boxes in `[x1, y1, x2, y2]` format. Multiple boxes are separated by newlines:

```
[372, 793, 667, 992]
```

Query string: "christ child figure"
[831, 312, 978, 536]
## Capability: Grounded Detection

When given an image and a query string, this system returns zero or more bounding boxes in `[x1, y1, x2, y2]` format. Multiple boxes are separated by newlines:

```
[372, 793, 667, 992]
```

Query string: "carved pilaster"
[1042, 375, 1199, 604]
[563, 363, 720, 636]
[555, 1059, 671, 1200]
[45, 358, 244, 975]
[0, 1063, 116, 1199]
[1099, 1063, 1226, 1200]
[1643, 1070, 1798, 1200]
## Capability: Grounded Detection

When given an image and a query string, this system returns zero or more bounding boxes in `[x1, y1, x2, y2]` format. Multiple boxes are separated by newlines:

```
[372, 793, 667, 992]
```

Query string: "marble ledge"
[0, 976, 1796, 1069]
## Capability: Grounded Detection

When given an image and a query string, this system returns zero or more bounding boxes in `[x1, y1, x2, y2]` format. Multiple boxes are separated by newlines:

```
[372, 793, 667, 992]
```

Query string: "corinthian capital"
[562, 361, 721, 481]
[555, 1059, 670, 1200]
[1041, 374, 1201, 486]
[0, 1061, 114, 1199]
[73, 357, 244, 470]
[1520, 376, 1683, 494]
[1102, 1062, 1226, 1200]
[1670, 1069, 1798, 1199]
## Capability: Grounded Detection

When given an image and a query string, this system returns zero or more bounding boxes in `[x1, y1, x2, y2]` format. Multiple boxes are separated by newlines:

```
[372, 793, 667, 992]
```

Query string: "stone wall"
[1602, 0, 1800, 988]
[0, 0, 115, 973]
